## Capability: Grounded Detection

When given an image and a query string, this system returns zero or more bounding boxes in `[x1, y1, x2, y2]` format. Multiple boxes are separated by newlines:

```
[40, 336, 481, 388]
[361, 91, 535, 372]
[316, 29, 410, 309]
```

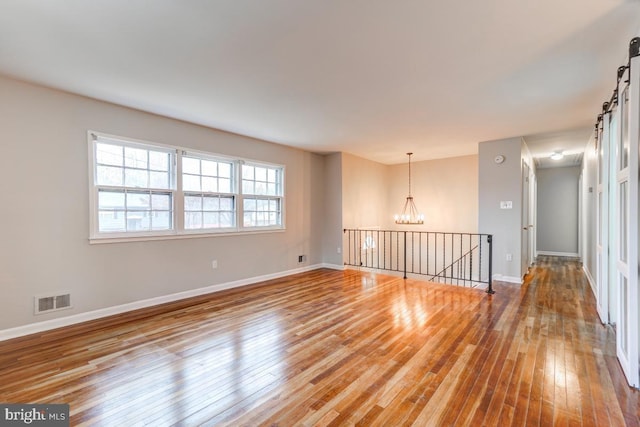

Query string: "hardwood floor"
[1, 256, 638, 426]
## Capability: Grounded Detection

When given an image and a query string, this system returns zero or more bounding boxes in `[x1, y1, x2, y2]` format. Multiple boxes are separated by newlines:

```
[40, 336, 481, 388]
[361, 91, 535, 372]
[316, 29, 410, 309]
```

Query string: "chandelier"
[394, 152, 424, 225]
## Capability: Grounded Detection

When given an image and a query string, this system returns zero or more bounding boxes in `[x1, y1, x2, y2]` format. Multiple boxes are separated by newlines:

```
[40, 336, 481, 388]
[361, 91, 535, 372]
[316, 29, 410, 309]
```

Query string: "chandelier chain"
[407, 152, 412, 197]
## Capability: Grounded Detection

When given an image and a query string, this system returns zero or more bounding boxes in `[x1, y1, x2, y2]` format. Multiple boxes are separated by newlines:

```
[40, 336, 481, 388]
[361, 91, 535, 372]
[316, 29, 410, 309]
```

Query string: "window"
[182, 155, 236, 230]
[89, 132, 285, 241]
[93, 136, 175, 235]
[241, 164, 283, 227]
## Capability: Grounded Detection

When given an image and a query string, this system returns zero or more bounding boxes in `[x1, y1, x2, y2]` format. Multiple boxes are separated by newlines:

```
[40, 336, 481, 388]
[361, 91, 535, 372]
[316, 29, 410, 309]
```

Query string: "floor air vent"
[35, 292, 72, 315]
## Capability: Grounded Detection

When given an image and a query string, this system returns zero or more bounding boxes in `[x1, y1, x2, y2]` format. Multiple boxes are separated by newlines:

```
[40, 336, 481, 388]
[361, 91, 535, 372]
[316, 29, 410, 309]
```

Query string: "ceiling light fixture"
[550, 151, 564, 160]
[394, 153, 424, 225]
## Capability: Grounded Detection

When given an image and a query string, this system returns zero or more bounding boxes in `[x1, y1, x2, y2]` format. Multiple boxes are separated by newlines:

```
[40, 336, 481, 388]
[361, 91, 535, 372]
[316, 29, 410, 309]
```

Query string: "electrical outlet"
[298, 255, 307, 263]
[337, 247, 341, 254]
[506, 254, 512, 261]
[211, 260, 218, 269]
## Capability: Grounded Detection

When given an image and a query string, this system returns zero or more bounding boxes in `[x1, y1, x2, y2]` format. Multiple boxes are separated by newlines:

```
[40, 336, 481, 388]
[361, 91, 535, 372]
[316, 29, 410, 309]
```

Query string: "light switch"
[500, 201, 513, 209]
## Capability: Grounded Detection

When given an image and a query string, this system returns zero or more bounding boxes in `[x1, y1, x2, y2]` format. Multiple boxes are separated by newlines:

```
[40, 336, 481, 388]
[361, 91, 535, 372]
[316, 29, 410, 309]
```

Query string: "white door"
[614, 61, 639, 387]
[596, 116, 609, 323]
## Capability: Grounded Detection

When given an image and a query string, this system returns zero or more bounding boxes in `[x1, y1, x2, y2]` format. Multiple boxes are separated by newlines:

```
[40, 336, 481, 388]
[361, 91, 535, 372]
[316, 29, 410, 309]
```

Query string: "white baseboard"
[0, 264, 328, 342]
[492, 274, 522, 284]
[320, 263, 345, 270]
[582, 265, 597, 298]
[537, 251, 580, 258]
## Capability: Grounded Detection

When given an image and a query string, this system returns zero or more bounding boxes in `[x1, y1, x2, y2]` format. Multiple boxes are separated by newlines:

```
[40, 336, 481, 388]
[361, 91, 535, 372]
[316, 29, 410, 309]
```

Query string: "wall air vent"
[35, 292, 72, 315]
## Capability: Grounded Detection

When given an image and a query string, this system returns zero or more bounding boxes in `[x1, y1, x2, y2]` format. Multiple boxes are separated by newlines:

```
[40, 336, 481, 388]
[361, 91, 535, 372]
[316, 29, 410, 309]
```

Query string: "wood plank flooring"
[1, 256, 638, 426]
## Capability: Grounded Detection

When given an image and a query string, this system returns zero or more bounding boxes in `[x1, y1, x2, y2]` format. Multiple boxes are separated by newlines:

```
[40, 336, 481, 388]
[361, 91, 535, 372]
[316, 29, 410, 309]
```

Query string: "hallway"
[511, 256, 638, 426]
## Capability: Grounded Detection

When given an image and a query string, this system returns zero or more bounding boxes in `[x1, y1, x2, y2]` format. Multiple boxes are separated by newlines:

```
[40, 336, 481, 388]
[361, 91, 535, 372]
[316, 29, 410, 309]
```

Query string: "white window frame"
[240, 161, 285, 229]
[88, 131, 286, 243]
[181, 150, 238, 233]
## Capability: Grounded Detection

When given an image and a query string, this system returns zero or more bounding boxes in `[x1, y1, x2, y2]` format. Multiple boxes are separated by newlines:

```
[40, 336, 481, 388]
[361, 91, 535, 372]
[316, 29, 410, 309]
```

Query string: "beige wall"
[0, 75, 325, 330]
[322, 153, 343, 266]
[341, 153, 390, 230]
[0, 75, 483, 333]
[388, 155, 479, 232]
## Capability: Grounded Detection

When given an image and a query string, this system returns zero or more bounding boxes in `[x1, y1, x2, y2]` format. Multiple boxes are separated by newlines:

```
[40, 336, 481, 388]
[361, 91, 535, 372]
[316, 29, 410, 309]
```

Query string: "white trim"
[0, 264, 325, 342]
[536, 251, 580, 257]
[492, 274, 523, 284]
[89, 227, 286, 244]
[320, 263, 345, 270]
[582, 265, 597, 301]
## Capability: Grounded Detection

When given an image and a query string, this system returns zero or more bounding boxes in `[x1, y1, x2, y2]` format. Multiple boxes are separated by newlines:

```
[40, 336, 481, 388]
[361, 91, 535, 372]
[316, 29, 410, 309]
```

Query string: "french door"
[615, 58, 639, 387]
[596, 116, 609, 323]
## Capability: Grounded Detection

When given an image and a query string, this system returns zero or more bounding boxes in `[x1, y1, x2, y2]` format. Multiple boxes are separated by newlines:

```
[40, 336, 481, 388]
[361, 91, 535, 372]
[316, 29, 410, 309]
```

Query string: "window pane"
[125, 169, 148, 188]
[124, 147, 148, 169]
[219, 162, 231, 178]
[99, 210, 126, 232]
[185, 212, 202, 229]
[255, 167, 267, 181]
[96, 143, 123, 166]
[220, 212, 234, 227]
[183, 174, 201, 192]
[149, 151, 169, 172]
[203, 196, 219, 210]
[126, 211, 148, 231]
[152, 194, 171, 210]
[127, 192, 150, 210]
[220, 197, 233, 211]
[244, 199, 257, 211]
[621, 86, 629, 170]
[620, 181, 628, 263]
[203, 212, 219, 228]
[267, 183, 276, 195]
[183, 157, 200, 175]
[201, 160, 217, 176]
[243, 165, 254, 180]
[152, 211, 172, 230]
[98, 190, 125, 209]
[97, 165, 123, 186]
[219, 178, 231, 193]
[202, 176, 217, 193]
[268, 169, 276, 182]
[242, 180, 254, 194]
[150, 171, 170, 189]
[255, 182, 266, 195]
[244, 212, 254, 227]
[185, 195, 202, 211]
[597, 127, 603, 185]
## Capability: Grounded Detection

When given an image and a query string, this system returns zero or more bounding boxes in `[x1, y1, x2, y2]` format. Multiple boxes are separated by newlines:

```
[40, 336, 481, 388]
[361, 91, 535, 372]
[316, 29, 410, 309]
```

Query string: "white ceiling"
[1, 1, 639, 165]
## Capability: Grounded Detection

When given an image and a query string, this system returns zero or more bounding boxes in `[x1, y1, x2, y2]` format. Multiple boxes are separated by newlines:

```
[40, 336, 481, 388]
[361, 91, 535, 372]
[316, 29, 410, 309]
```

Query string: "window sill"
[89, 227, 286, 245]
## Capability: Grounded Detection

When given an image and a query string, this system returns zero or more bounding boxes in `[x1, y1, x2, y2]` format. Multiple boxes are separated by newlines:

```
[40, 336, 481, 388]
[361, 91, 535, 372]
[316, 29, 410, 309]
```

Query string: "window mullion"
[237, 160, 243, 230]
